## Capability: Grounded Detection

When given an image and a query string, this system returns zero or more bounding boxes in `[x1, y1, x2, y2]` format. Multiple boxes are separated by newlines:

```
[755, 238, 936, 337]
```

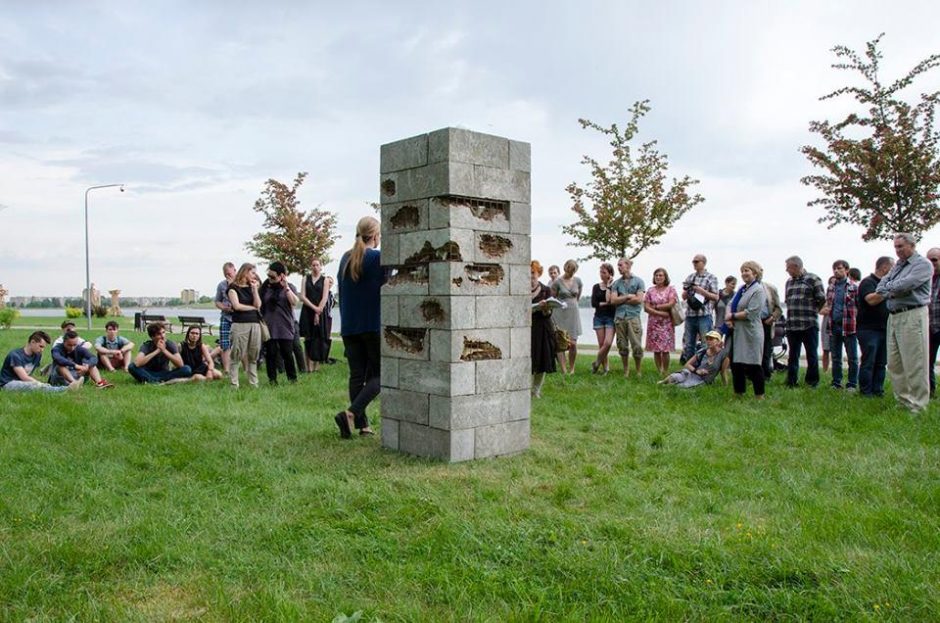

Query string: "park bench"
[177, 315, 214, 335]
[138, 314, 173, 333]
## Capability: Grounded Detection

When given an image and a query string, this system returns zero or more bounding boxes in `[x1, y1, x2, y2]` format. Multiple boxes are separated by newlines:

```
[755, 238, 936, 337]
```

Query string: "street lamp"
[84, 184, 125, 330]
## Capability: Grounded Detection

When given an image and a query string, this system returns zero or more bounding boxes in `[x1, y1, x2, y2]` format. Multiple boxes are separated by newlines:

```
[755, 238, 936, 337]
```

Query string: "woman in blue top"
[334, 216, 384, 438]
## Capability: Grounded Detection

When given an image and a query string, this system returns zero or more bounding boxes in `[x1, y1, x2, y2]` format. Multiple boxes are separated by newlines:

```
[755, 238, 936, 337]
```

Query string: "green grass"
[0, 324, 938, 621]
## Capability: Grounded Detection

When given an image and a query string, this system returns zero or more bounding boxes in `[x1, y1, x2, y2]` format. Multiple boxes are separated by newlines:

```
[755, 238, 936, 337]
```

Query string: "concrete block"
[380, 231, 400, 266]
[429, 390, 530, 430]
[510, 327, 531, 358]
[399, 228, 475, 266]
[476, 357, 530, 392]
[427, 196, 511, 233]
[380, 133, 428, 173]
[381, 326, 429, 361]
[509, 140, 531, 172]
[381, 199, 429, 235]
[509, 202, 531, 235]
[381, 294, 399, 327]
[428, 127, 509, 169]
[398, 421, 475, 462]
[379, 162, 450, 203]
[429, 328, 510, 363]
[475, 419, 530, 459]
[397, 295, 475, 330]
[476, 296, 529, 329]
[399, 359, 476, 396]
[381, 266, 429, 296]
[380, 356, 400, 389]
[380, 388, 429, 425]
[429, 262, 510, 297]
[470, 165, 531, 203]
[473, 232, 530, 265]
[508, 263, 532, 296]
[381, 417, 400, 451]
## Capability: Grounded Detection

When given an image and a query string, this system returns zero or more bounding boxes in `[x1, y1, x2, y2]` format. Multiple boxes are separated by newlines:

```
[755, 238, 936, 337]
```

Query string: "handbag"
[554, 327, 571, 352]
[259, 320, 271, 342]
[669, 304, 684, 327]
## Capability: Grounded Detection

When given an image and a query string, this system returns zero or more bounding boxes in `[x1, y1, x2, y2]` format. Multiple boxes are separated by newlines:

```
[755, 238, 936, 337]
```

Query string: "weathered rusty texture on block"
[429, 390, 530, 430]
[381, 417, 400, 451]
[381, 326, 429, 361]
[398, 359, 475, 396]
[475, 357, 530, 392]
[473, 232, 530, 265]
[476, 296, 529, 329]
[475, 419, 530, 459]
[509, 202, 531, 235]
[428, 127, 510, 169]
[381, 294, 399, 327]
[380, 356, 400, 389]
[380, 133, 429, 173]
[429, 328, 510, 364]
[510, 327, 531, 359]
[427, 196, 511, 233]
[429, 262, 509, 297]
[380, 388, 430, 425]
[396, 295, 475, 330]
[398, 421, 475, 462]
[508, 263, 532, 296]
[509, 140, 531, 172]
[381, 266, 429, 296]
[398, 228, 474, 266]
[381, 199, 429, 235]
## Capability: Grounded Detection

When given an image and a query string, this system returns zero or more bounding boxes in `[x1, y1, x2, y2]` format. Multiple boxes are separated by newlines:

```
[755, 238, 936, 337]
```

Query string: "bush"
[65, 306, 83, 319]
[93, 304, 109, 318]
[0, 307, 19, 329]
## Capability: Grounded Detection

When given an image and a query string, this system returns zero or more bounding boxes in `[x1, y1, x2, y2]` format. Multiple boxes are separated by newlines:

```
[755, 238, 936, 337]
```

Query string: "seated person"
[52, 320, 93, 349]
[94, 321, 135, 372]
[128, 323, 193, 384]
[659, 330, 727, 388]
[1, 331, 83, 392]
[180, 326, 223, 381]
[50, 331, 113, 388]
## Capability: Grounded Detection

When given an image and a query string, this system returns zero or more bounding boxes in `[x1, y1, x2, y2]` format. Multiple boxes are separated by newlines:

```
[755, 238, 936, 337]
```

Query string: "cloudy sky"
[2, 1, 939, 298]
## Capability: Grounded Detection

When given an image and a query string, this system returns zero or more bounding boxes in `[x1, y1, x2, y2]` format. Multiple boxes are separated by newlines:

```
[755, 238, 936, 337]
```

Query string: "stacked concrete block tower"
[379, 128, 532, 462]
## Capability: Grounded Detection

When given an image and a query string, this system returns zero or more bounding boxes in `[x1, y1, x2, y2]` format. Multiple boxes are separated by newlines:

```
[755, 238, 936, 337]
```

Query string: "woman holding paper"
[530, 260, 557, 397]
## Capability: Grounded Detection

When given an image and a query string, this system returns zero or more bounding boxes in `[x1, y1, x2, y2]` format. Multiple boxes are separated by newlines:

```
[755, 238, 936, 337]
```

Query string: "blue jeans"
[829, 329, 859, 388]
[857, 328, 887, 396]
[930, 329, 939, 396]
[786, 327, 820, 387]
[128, 364, 193, 384]
[682, 315, 713, 362]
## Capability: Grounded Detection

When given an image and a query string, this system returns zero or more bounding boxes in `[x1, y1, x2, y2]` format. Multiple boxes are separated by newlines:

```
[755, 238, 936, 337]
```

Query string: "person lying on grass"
[0, 331, 83, 392]
[50, 330, 114, 389]
[128, 323, 194, 385]
[659, 330, 727, 388]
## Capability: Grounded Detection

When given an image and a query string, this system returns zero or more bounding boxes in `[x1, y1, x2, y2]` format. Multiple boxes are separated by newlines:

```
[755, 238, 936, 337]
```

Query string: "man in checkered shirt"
[680, 254, 719, 364]
[784, 255, 826, 388]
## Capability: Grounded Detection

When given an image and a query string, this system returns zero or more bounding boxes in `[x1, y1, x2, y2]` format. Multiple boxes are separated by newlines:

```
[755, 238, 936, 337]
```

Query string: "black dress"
[299, 274, 332, 362]
[531, 283, 558, 374]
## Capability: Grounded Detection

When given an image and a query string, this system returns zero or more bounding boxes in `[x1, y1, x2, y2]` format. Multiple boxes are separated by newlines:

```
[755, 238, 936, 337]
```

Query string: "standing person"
[299, 257, 334, 373]
[874, 233, 933, 412]
[759, 281, 783, 380]
[227, 263, 263, 389]
[214, 262, 236, 374]
[783, 256, 827, 388]
[551, 259, 583, 375]
[680, 254, 719, 363]
[334, 216, 382, 438]
[128, 323, 194, 384]
[590, 262, 616, 375]
[94, 321, 134, 372]
[1, 331, 80, 392]
[609, 258, 646, 378]
[531, 260, 558, 397]
[260, 261, 300, 386]
[50, 331, 113, 389]
[180, 326, 224, 381]
[927, 247, 940, 398]
[548, 265, 561, 284]
[715, 276, 737, 333]
[820, 260, 859, 389]
[820, 278, 835, 374]
[726, 261, 767, 398]
[857, 256, 895, 397]
[644, 267, 678, 377]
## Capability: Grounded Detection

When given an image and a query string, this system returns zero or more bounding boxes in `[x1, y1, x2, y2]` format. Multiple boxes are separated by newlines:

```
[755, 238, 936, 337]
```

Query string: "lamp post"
[84, 184, 124, 330]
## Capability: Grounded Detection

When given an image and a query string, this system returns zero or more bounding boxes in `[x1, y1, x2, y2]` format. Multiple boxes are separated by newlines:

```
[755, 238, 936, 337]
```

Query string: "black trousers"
[264, 339, 297, 383]
[762, 321, 774, 379]
[732, 362, 765, 396]
[344, 332, 381, 429]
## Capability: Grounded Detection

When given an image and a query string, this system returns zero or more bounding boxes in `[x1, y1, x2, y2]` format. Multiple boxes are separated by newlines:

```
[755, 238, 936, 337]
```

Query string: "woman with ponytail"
[334, 216, 384, 438]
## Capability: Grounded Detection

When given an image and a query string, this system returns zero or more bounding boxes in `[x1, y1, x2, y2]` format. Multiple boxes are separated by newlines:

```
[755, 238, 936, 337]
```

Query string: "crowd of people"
[532, 234, 940, 413]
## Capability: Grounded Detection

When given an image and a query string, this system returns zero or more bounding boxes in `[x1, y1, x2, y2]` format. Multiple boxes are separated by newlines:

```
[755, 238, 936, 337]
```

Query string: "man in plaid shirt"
[680, 254, 719, 364]
[784, 255, 826, 388]
[820, 259, 859, 389]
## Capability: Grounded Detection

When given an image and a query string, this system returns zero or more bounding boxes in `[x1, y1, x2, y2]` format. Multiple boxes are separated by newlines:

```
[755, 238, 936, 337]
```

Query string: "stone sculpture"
[108, 289, 122, 317]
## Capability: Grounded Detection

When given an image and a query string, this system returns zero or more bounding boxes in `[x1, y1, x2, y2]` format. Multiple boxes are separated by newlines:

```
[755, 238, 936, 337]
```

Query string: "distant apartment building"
[180, 289, 198, 305]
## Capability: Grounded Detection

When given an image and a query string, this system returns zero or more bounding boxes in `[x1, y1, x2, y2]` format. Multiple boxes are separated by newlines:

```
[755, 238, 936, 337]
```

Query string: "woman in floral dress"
[644, 267, 678, 377]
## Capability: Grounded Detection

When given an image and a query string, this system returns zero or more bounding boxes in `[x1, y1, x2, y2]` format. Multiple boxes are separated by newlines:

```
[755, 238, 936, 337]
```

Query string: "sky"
[2, 1, 939, 298]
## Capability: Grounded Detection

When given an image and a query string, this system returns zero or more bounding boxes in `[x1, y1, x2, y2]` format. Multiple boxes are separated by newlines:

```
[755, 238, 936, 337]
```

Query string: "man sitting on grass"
[50, 331, 114, 389]
[128, 323, 193, 384]
[0, 331, 83, 392]
[94, 320, 135, 372]
[659, 330, 728, 389]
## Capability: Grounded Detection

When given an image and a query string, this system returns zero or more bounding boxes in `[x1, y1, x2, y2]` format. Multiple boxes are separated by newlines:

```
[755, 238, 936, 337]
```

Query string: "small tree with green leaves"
[246, 172, 339, 274]
[563, 100, 704, 261]
[801, 34, 940, 242]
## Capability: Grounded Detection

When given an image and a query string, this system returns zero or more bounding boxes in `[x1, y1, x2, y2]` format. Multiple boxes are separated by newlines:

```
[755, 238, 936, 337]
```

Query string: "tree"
[563, 100, 704, 261]
[245, 172, 339, 274]
[801, 34, 940, 242]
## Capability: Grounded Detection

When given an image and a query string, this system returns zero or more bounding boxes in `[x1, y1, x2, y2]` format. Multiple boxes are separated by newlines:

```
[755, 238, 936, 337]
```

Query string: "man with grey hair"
[784, 255, 826, 387]
[927, 246, 940, 397]
[873, 233, 933, 412]
[680, 253, 719, 364]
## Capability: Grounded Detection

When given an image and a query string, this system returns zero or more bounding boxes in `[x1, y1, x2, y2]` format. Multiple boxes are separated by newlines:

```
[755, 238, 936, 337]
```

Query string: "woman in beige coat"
[725, 260, 767, 398]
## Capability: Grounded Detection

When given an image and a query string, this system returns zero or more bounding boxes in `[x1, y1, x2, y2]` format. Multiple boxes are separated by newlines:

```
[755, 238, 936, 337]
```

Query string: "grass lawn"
[1, 319, 938, 621]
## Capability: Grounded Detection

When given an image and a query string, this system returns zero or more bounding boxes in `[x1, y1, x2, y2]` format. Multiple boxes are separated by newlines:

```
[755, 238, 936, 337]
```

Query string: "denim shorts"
[593, 315, 615, 330]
